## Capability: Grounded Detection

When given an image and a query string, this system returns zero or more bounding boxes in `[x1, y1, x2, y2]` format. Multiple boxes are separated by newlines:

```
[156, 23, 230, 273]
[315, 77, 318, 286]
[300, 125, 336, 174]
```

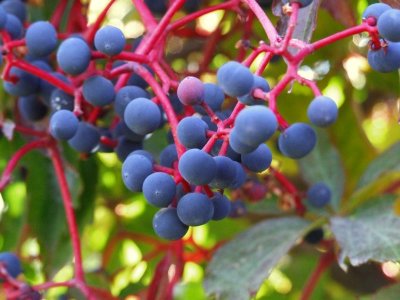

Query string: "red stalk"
[300, 251, 336, 300]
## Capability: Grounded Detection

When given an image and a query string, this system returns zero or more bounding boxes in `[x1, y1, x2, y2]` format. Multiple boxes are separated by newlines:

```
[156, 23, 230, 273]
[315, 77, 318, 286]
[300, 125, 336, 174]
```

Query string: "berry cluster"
[144, 59, 340, 240]
[365, 3, 400, 72]
[0, 0, 340, 242]
[0, 0, 397, 298]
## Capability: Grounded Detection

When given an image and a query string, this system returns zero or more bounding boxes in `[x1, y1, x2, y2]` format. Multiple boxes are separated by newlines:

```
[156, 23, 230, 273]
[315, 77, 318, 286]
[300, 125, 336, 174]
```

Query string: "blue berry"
[238, 75, 270, 105]
[82, 76, 115, 107]
[233, 105, 278, 148]
[57, 38, 91, 75]
[368, 42, 400, 73]
[211, 140, 241, 162]
[127, 64, 153, 89]
[4, 13, 23, 39]
[230, 162, 247, 189]
[50, 110, 79, 140]
[26, 21, 58, 57]
[211, 193, 231, 220]
[4, 66, 40, 96]
[114, 121, 145, 142]
[177, 76, 204, 105]
[94, 25, 126, 56]
[362, 3, 391, 20]
[229, 129, 258, 154]
[201, 115, 217, 131]
[377, 9, 400, 42]
[129, 150, 154, 163]
[307, 182, 331, 208]
[1, 0, 26, 23]
[177, 192, 214, 226]
[210, 156, 237, 189]
[153, 208, 188, 240]
[307, 96, 338, 127]
[121, 154, 153, 192]
[124, 98, 161, 135]
[143, 172, 176, 207]
[50, 89, 74, 112]
[68, 122, 100, 153]
[278, 123, 317, 159]
[0, 7, 7, 29]
[18, 96, 48, 122]
[115, 85, 150, 118]
[203, 83, 225, 111]
[241, 143, 272, 173]
[217, 61, 254, 97]
[177, 116, 208, 149]
[0, 252, 21, 278]
[31, 60, 53, 72]
[178, 149, 216, 185]
[115, 137, 143, 161]
[41, 72, 69, 105]
[160, 144, 178, 168]
[169, 94, 185, 114]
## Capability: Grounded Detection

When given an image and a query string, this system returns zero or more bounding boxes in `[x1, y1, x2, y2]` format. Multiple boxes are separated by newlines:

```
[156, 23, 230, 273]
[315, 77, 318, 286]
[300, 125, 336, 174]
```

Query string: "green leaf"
[245, 195, 282, 216]
[75, 156, 98, 229]
[24, 150, 89, 276]
[344, 142, 400, 212]
[331, 98, 376, 194]
[331, 195, 400, 268]
[291, 0, 322, 43]
[298, 129, 345, 211]
[204, 217, 310, 300]
[174, 282, 207, 300]
[361, 284, 400, 300]
[357, 142, 400, 189]
[25, 151, 71, 276]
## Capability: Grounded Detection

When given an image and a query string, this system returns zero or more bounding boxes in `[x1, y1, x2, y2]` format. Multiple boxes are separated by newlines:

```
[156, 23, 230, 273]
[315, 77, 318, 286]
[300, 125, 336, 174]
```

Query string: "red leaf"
[321, 0, 356, 28]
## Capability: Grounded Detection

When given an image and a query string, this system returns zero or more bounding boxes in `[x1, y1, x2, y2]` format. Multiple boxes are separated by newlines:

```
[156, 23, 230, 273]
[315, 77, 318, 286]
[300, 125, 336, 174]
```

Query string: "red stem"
[0, 139, 50, 191]
[146, 255, 169, 300]
[131, 0, 157, 31]
[272, 168, 305, 215]
[280, 3, 300, 51]
[0, 122, 47, 138]
[100, 136, 118, 148]
[255, 52, 274, 75]
[242, 0, 278, 44]
[139, 0, 187, 55]
[167, 0, 239, 33]
[308, 23, 374, 53]
[66, 0, 86, 34]
[13, 60, 75, 95]
[50, 0, 69, 29]
[48, 145, 86, 286]
[300, 251, 336, 300]
[34, 280, 74, 291]
[154, 164, 175, 176]
[85, 0, 118, 44]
